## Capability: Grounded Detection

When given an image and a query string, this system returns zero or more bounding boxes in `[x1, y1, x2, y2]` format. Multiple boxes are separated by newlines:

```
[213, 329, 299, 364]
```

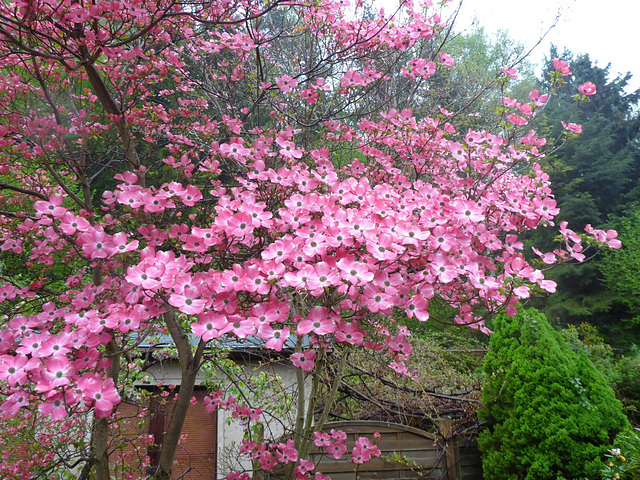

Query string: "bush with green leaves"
[478, 308, 629, 479]
[602, 428, 640, 479]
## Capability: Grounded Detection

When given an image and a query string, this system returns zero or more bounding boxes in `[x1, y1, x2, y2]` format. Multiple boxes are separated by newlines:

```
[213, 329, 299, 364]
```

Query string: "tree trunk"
[91, 339, 121, 480]
[152, 310, 206, 480]
[285, 349, 347, 480]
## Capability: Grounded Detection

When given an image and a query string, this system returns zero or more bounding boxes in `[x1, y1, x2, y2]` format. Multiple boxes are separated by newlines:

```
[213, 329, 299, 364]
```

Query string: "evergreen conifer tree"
[478, 308, 628, 480]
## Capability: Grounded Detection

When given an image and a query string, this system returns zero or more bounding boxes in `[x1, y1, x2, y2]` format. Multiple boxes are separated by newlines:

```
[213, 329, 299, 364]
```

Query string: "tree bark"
[81, 60, 145, 186]
[91, 339, 121, 480]
[285, 348, 346, 480]
[152, 310, 206, 480]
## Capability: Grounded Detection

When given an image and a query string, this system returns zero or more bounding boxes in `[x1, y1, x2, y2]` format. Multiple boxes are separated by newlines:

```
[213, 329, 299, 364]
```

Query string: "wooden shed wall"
[308, 421, 482, 480]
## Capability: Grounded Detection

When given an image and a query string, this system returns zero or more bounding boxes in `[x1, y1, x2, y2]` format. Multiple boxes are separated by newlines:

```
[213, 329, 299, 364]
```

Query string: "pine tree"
[531, 48, 640, 331]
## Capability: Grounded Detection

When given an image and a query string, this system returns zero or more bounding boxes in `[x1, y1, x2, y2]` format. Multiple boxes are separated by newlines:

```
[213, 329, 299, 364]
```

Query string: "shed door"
[169, 389, 218, 479]
[114, 388, 217, 479]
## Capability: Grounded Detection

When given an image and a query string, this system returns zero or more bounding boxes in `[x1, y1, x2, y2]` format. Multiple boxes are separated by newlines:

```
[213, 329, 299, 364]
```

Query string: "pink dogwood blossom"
[578, 81, 597, 95]
[562, 121, 583, 134]
[290, 349, 317, 372]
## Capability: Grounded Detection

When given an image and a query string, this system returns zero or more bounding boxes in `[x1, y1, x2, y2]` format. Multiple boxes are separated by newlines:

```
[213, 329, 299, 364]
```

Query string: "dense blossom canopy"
[0, 0, 620, 477]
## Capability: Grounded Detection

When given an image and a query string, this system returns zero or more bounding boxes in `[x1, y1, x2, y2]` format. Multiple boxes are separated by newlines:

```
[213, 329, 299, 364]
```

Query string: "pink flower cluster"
[553, 58, 572, 76]
[352, 436, 381, 464]
[1, 94, 622, 427]
[503, 88, 548, 128]
[314, 429, 348, 459]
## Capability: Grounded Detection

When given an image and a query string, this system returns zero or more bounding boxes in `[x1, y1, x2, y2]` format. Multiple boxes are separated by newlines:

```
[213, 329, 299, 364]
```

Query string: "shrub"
[602, 428, 640, 479]
[478, 309, 629, 479]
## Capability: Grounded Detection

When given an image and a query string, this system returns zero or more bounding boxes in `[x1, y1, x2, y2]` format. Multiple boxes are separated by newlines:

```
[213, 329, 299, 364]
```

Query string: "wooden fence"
[309, 420, 482, 480]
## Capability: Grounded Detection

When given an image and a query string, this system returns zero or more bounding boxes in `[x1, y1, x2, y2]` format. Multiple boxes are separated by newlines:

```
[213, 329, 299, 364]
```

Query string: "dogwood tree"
[0, 0, 621, 478]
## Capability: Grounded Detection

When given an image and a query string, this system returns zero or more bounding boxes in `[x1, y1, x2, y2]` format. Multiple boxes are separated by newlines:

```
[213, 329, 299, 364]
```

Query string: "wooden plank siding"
[453, 435, 483, 480]
[306, 421, 482, 480]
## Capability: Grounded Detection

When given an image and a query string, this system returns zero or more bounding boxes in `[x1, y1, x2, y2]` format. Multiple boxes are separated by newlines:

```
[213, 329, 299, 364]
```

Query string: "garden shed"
[112, 336, 303, 479]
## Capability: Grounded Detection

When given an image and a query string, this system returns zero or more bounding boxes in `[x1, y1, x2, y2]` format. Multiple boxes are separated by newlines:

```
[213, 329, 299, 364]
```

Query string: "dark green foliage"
[561, 323, 622, 385]
[478, 309, 629, 480]
[560, 323, 640, 424]
[615, 348, 640, 425]
[598, 212, 640, 421]
[600, 209, 640, 325]
[530, 48, 640, 331]
[540, 49, 640, 222]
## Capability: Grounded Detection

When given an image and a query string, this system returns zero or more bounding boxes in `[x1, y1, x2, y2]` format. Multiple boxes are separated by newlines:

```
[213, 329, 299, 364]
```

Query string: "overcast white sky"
[449, 0, 640, 92]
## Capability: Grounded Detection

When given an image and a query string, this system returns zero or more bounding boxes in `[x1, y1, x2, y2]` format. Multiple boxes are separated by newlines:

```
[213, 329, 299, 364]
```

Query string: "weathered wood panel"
[453, 435, 483, 480]
[307, 421, 482, 480]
